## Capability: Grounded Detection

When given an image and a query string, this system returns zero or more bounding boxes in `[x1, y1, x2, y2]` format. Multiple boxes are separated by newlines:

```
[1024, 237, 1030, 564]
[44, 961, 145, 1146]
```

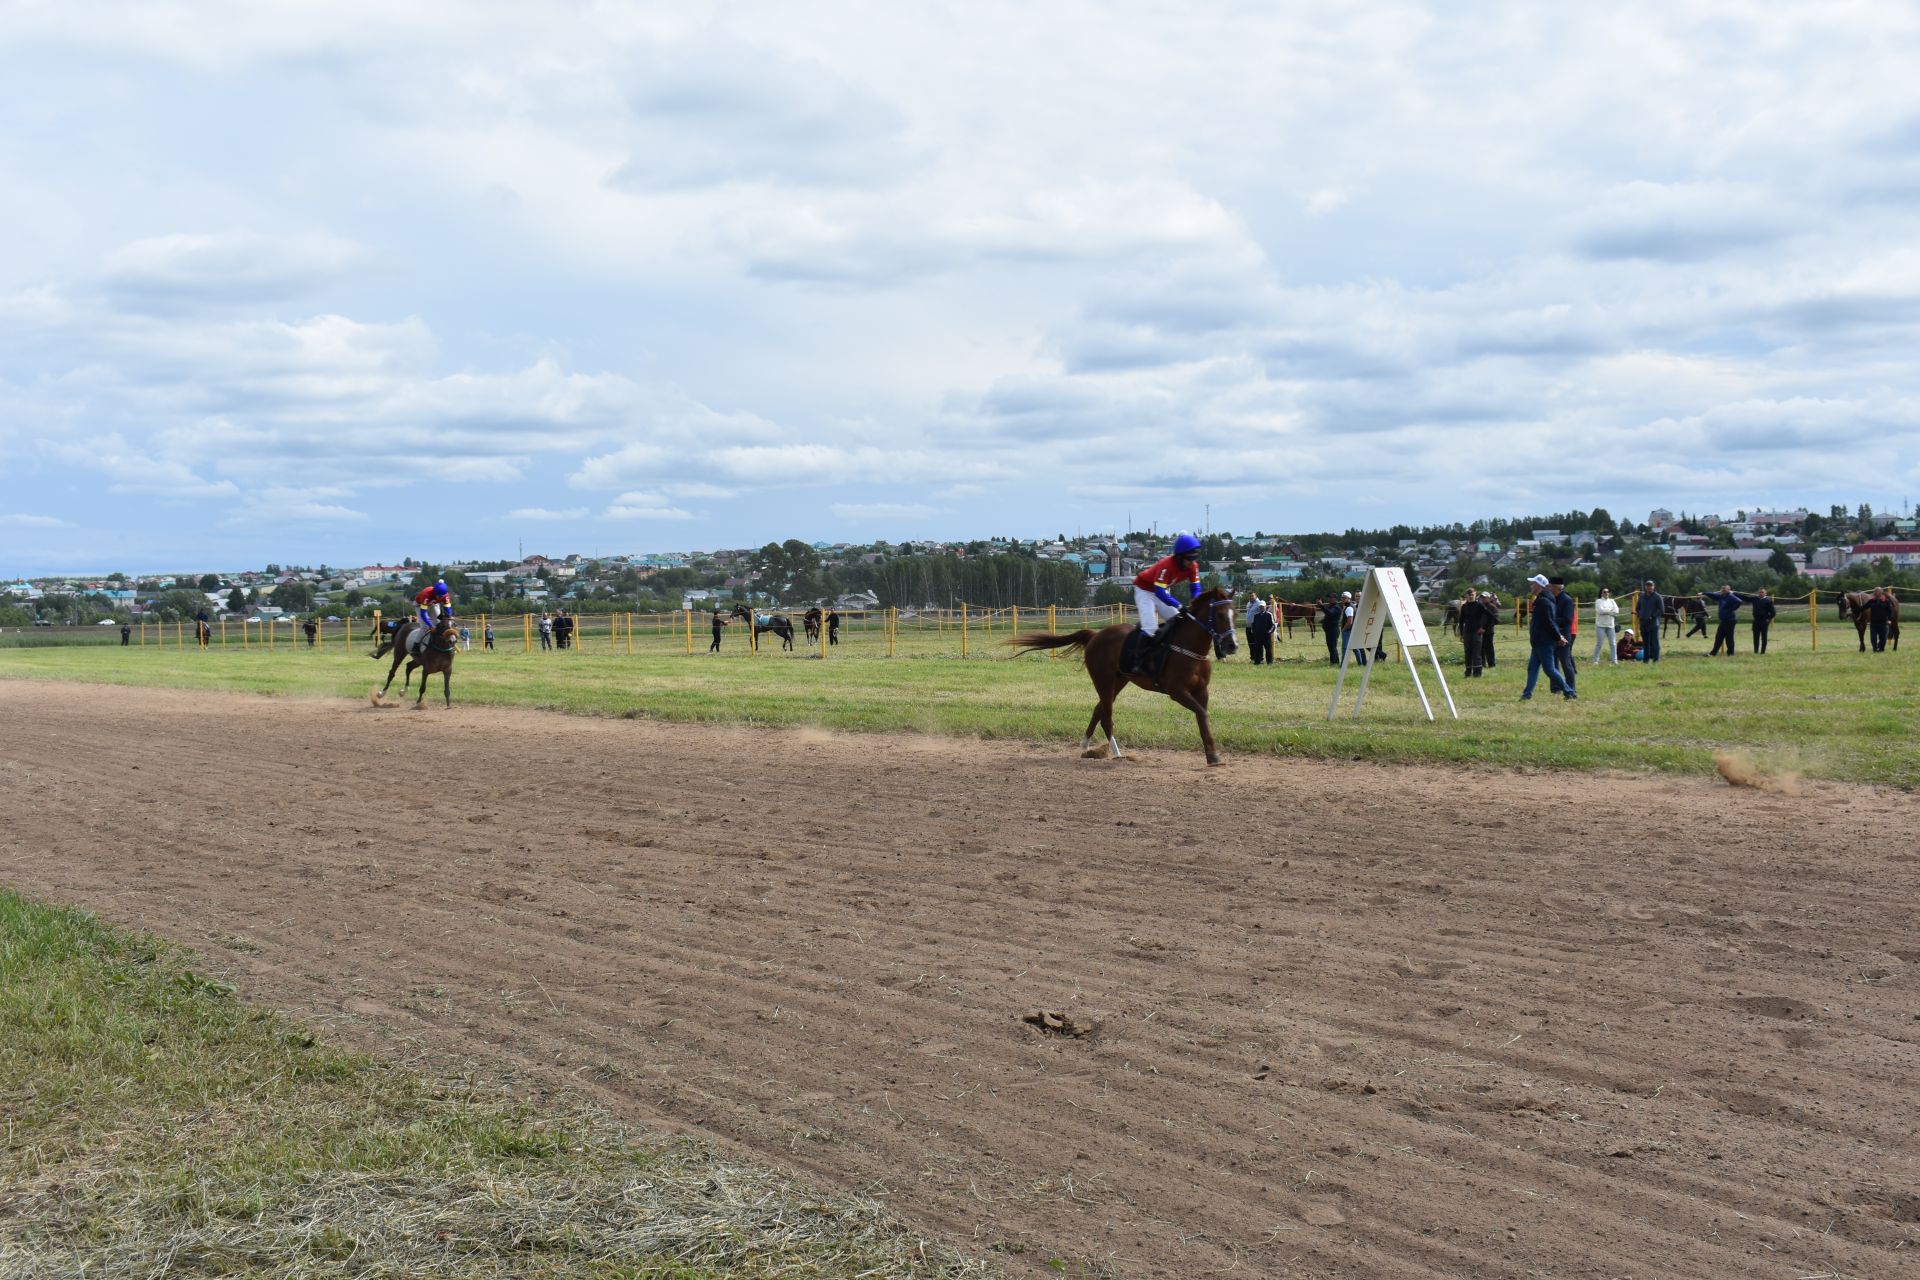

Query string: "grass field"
[2, 610, 1913, 784]
[0, 888, 994, 1278]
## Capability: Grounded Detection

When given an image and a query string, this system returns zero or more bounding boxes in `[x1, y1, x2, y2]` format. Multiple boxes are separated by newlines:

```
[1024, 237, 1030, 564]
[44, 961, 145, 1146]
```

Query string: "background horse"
[731, 604, 796, 650]
[803, 607, 823, 646]
[373, 616, 458, 707]
[1838, 591, 1901, 651]
[1007, 586, 1238, 766]
[1276, 601, 1318, 638]
[1663, 594, 1707, 638]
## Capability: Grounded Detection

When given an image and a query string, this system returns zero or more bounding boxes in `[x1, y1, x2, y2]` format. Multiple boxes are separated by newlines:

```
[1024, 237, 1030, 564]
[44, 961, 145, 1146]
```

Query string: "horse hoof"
[1081, 747, 1107, 759]
[1206, 755, 1223, 767]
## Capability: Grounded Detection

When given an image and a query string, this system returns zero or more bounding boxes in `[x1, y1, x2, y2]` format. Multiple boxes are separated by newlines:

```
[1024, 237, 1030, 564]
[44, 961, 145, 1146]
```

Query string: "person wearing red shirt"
[409, 579, 453, 653]
[1131, 533, 1204, 637]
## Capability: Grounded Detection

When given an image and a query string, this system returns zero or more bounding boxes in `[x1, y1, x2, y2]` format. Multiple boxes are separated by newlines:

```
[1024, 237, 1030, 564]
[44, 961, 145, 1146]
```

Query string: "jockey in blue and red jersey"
[410, 579, 452, 651]
[1132, 533, 1204, 637]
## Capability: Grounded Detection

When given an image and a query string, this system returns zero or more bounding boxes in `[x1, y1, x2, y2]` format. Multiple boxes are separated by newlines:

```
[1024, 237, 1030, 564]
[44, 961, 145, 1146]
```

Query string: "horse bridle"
[1169, 597, 1237, 661]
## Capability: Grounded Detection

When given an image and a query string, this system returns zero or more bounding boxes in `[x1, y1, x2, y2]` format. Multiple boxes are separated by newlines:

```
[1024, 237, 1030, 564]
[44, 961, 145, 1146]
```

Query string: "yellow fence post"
[961, 601, 969, 658]
[1048, 604, 1057, 659]
[887, 607, 895, 658]
[684, 608, 692, 654]
[1809, 589, 1817, 652]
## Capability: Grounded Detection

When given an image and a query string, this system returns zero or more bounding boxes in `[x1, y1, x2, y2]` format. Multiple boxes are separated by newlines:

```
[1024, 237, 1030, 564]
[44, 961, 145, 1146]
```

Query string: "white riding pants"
[1134, 587, 1181, 636]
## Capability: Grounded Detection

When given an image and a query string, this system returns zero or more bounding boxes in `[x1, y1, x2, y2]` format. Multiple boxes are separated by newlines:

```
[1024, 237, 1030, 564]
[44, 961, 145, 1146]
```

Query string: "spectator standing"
[827, 610, 841, 646]
[709, 607, 728, 653]
[1520, 574, 1571, 700]
[1480, 592, 1499, 668]
[483, 621, 495, 651]
[555, 611, 573, 649]
[303, 618, 318, 647]
[1750, 589, 1776, 654]
[1339, 591, 1356, 664]
[457, 624, 470, 651]
[1867, 587, 1895, 652]
[1591, 588, 1620, 665]
[538, 613, 553, 651]
[1245, 596, 1274, 665]
[1635, 580, 1664, 663]
[1318, 596, 1342, 665]
[120, 623, 131, 646]
[1549, 578, 1578, 696]
[1708, 584, 1746, 656]
[1458, 591, 1489, 677]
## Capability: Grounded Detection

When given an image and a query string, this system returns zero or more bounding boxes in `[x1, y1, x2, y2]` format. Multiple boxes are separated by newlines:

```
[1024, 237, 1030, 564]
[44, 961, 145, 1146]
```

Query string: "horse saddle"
[1120, 627, 1171, 680]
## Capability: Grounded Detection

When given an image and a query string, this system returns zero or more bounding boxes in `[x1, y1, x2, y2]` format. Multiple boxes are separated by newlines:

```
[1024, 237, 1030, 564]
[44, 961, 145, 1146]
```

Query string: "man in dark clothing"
[1480, 594, 1499, 667]
[303, 618, 318, 647]
[1319, 597, 1343, 665]
[1686, 602, 1710, 640]
[1750, 589, 1776, 653]
[1520, 575, 1571, 700]
[1709, 584, 1747, 656]
[1548, 578, 1577, 697]
[1868, 588, 1895, 652]
[1635, 580, 1663, 663]
[120, 623, 131, 646]
[1246, 603, 1275, 665]
[1459, 592, 1489, 677]
[827, 611, 841, 645]
[709, 608, 727, 653]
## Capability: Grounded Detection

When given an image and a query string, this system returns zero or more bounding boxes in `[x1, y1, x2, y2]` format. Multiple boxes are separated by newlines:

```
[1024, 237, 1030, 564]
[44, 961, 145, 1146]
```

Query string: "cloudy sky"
[3, 1, 1918, 573]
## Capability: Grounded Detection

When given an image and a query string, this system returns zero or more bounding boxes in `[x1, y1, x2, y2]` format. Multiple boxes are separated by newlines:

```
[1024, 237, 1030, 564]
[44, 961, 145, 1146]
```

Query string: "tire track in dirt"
[3, 681, 1917, 1277]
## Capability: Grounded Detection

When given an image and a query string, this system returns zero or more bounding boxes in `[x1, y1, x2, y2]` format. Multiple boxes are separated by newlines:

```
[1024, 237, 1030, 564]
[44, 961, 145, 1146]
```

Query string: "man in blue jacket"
[1520, 574, 1572, 700]
[1549, 577, 1577, 696]
[1709, 584, 1750, 656]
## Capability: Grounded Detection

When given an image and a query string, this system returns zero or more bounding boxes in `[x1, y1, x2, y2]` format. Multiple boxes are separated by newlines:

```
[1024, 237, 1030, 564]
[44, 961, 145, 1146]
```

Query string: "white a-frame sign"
[1327, 567, 1458, 721]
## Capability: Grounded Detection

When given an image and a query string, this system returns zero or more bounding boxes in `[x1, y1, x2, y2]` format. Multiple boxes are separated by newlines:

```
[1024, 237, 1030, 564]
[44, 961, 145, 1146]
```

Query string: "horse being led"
[804, 607, 823, 646]
[1008, 586, 1238, 766]
[731, 604, 796, 650]
[1838, 591, 1901, 652]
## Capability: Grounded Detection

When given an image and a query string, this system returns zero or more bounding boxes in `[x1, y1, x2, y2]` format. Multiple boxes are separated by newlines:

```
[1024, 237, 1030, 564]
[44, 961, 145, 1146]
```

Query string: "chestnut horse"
[1008, 587, 1239, 766]
[372, 615, 459, 707]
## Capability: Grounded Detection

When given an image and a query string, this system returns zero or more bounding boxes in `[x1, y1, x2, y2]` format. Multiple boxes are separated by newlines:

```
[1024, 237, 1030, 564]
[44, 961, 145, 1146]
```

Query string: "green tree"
[1767, 546, 1797, 576]
[750, 540, 827, 604]
[198, 573, 221, 591]
[227, 587, 247, 614]
[269, 580, 315, 613]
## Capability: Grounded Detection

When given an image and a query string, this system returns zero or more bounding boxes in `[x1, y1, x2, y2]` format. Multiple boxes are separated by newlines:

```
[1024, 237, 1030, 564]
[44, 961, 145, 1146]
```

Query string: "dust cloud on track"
[3, 681, 1916, 1277]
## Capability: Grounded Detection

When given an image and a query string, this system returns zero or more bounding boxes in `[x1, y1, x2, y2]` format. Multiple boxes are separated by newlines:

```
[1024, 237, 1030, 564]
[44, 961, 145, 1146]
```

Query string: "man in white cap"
[1520, 574, 1572, 700]
[1339, 590, 1357, 664]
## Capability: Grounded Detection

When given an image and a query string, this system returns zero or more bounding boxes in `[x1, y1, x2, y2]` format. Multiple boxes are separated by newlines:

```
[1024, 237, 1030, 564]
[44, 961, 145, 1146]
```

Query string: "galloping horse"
[731, 604, 796, 650]
[1008, 586, 1239, 766]
[372, 615, 458, 707]
[1838, 591, 1901, 651]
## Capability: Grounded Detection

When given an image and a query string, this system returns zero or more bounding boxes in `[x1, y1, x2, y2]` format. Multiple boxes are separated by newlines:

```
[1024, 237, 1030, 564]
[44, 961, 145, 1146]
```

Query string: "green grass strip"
[2, 616, 1915, 785]
[0, 889, 995, 1278]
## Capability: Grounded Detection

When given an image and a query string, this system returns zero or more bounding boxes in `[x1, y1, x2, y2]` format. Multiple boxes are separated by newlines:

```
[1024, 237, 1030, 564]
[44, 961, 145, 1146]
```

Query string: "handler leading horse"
[1008, 586, 1238, 766]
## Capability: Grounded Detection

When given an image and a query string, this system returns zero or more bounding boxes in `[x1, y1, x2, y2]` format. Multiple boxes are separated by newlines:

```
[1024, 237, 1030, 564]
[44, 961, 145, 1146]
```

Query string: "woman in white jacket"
[1591, 588, 1620, 665]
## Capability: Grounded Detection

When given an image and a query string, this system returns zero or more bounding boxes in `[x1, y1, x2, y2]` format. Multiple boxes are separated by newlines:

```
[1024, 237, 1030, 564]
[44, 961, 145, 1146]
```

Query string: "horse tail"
[1006, 630, 1097, 655]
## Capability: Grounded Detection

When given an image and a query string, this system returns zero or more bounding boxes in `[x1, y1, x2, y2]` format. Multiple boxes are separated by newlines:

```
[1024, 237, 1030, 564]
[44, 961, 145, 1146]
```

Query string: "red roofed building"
[1849, 541, 1920, 568]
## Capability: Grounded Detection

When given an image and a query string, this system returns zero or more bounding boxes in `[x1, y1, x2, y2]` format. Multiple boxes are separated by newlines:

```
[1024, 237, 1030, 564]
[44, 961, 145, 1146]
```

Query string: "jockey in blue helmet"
[1132, 532, 1204, 637]
[410, 579, 452, 652]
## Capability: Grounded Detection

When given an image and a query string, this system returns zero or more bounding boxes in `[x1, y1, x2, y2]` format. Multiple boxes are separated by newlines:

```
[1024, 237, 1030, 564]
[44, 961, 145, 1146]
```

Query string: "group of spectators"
[1240, 577, 1901, 703]
[537, 611, 576, 650]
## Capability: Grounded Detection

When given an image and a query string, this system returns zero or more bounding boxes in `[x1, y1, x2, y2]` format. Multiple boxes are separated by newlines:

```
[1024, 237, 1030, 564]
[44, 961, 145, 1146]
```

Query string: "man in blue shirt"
[1548, 577, 1577, 697]
[1520, 575, 1572, 700]
[1709, 584, 1750, 656]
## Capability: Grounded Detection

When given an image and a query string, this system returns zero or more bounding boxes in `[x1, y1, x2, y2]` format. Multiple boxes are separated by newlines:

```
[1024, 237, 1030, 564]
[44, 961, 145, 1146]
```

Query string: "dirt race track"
[3, 681, 1917, 1277]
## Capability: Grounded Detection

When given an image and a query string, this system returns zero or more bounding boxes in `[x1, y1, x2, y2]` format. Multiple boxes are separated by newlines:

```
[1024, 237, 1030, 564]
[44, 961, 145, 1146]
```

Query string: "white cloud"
[100, 232, 370, 309]
[507, 506, 588, 520]
[829, 502, 934, 520]
[0, 513, 70, 527]
[605, 502, 694, 521]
